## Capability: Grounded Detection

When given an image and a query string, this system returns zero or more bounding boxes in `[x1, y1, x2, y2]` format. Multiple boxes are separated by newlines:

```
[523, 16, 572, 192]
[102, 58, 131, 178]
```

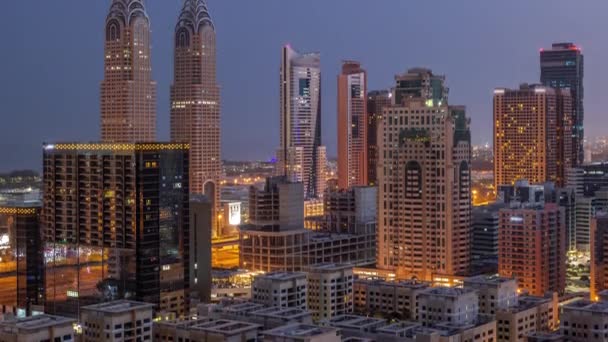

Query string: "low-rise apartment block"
[0, 314, 75, 342]
[464, 275, 518, 316]
[153, 317, 261, 342]
[80, 300, 154, 342]
[252, 272, 308, 310]
[418, 287, 479, 326]
[353, 279, 429, 320]
[263, 323, 340, 342]
[307, 264, 354, 321]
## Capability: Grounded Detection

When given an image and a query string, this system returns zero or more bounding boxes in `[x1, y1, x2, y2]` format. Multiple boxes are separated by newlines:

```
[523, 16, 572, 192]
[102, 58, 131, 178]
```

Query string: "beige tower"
[101, 0, 157, 142]
[277, 45, 326, 199]
[377, 69, 471, 282]
[171, 0, 222, 236]
[493, 84, 573, 188]
[337, 61, 368, 189]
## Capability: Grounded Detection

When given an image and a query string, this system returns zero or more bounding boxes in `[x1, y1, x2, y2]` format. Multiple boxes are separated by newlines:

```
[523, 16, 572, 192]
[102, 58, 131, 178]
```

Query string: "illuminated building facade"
[277, 45, 326, 199]
[493, 84, 573, 188]
[337, 61, 367, 189]
[42, 143, 190, 318]
[366, 90, 391, 186]
[498, 203, 566, 297]
[541, 43, 584, 166]
[101, 0, 157, 143]
[377, 70, 472, 282]
[591, 212, 608, 300]
[0, 205, 43, 316]
[171, 0, 222, 237]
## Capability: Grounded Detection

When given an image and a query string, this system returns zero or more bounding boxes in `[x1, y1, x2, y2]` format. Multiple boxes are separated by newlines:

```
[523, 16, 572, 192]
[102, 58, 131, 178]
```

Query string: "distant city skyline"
[2, 0, 608, 171]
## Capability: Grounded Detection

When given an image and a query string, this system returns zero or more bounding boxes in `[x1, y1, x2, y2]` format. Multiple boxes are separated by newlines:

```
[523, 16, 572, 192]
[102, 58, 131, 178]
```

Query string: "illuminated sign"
[228, 202, 241, 226]
[510, 216, 524, 223]
[67, 290, 79, 298]
[0, 234, 9, 249]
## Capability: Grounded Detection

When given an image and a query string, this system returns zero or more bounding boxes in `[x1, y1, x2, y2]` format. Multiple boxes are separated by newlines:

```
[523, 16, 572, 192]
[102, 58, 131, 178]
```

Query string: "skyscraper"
[541, 43, 584, 166]
[101, 0, 157, 143]
[171, 0, 222, 237]
[493, 84, 573, 188]
[394, 68, 448, 107]
[277, 45, 326, 199]
[366, 90, 391, 186]
[377, 69, 472, 282]
[337, 61, 367, 189]
[42, 143, 190, 318]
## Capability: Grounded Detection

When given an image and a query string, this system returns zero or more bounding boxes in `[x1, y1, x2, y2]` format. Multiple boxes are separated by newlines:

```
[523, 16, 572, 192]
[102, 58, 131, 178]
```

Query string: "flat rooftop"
[309, 263, 353, 272]
[563, 299, 608, 313]
[464, 274, 516, 286]
[0, 314, 75, 332]
[256, 272, 307, 281]
[157, 317, 260, 335]
[221, 301, 265, 314]
[420, 287, 476, 298]
[263, 323, 337, 339]
[251, 306, 311, 320]
[376, 321, 421, 335]
[81, 300, 155, 314]
[354, 278, 429, 290]
[328, 315, 386, 330]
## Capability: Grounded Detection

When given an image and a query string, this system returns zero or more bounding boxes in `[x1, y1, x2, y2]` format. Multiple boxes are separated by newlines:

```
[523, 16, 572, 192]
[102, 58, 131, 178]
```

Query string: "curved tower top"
[171, 0, 221, 236]
[176, 0, 214, 33]
[101, 0, 156, 143]
[106, 0, 150, 26]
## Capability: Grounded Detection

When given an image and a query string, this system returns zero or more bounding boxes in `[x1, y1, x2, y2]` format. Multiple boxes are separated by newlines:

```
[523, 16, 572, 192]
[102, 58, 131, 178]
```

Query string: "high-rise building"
[277, 45, 326, 199]
[394, 68, 448, 106]
[493, 84, 573, 188]
[0, 204, 44, 316]
[377, 69, 471, 282]
[366, 90, 391, 186]
[337, 61, 367, 189]
[498, 203, 566, 297]
[171, 0, 222, 237]
[568, 163, 608, 198]
[42, 143, 190, 318]
[101, 0, 157, 143]
[541, 43, 584, 166]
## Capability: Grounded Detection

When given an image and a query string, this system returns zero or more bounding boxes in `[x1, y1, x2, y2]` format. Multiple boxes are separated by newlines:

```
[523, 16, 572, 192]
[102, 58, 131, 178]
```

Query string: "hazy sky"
[1, 0, 607, 171]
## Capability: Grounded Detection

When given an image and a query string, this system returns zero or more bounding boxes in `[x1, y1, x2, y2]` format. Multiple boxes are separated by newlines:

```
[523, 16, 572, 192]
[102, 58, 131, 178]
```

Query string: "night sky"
[1, 0, 606, 171]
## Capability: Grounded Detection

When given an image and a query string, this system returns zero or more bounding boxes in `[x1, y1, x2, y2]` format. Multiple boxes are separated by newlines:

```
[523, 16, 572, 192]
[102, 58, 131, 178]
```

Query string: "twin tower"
[100, 0, 221, 204]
